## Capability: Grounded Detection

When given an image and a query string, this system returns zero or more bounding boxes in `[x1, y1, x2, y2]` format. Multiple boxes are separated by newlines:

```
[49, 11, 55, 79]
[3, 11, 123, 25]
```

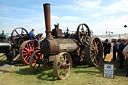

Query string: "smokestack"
[43, 3, 53, 39]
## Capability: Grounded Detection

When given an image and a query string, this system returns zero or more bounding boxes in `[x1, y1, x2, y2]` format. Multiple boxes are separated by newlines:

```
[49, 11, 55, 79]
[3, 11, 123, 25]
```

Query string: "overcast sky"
[0, 0, 128, 36]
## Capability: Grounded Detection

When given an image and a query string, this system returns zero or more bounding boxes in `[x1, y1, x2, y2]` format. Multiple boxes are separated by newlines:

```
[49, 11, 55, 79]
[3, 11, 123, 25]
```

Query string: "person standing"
[103, 39, 111, 59]
[116, 39, 121, 61]
[122, 44, 128, 77]
[113, 40, 117, 60]
[118, 39, 127, 69]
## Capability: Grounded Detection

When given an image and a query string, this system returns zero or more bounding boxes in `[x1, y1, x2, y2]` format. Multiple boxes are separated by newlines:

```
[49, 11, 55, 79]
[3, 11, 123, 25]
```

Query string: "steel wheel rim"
[11, 27, 28, 48]
[29, 50, 46, 72]
[90, 37, 103, 66]
[77, 23, 91, 46]
[20, 40, 38, 64]
[53, 52, 72, 80]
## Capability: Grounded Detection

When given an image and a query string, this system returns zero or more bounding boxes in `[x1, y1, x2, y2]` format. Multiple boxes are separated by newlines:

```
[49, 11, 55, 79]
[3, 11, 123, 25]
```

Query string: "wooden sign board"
[104, 54, 113, 62]
[103, 63, 114, 79]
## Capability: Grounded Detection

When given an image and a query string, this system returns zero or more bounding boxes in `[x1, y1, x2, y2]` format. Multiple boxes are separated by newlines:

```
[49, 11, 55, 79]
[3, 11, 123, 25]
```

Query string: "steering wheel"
[77, 23, 91, 46]
[11, 27, 28, 48]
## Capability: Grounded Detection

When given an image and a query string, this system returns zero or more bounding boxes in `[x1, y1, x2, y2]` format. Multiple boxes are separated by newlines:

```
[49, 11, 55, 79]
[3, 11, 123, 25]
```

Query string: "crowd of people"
[103, 39, 128, 77]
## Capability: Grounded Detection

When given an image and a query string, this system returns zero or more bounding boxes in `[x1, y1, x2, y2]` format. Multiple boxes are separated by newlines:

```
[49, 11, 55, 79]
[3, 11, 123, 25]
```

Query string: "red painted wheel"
[19, 40, 39, 64]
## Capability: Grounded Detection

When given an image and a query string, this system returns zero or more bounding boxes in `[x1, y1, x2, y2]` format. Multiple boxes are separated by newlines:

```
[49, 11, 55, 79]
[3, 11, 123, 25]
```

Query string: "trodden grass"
[0, 57, 128, 85]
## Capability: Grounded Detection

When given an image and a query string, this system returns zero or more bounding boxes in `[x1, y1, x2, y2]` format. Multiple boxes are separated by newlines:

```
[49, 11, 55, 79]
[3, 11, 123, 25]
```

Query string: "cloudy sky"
[0, 0, 128, 36]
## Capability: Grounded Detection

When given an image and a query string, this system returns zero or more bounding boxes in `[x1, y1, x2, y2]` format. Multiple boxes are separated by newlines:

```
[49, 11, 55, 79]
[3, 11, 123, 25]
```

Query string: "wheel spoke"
[96, 42, 99, 46]
[92, 57, 95, 62]
[80, 31, 84, 35]
[35, 55, 38, 59]
[26, 43, 29, 49]
[57, 63, 62, 68]
[24, 47, 28, 51]
[31, 42, 34, 50]
[91, 42, 95, 47]
[92, 55, 97, 63]
[23, 50, 27, 52]
[58, 68, 63, 75]
[94, 57, 98, 64]
[64, 55, 68, 62]
[21, 29, 23, 35]
[13, 36, 20, 40]
[22, 35, 28, 38]
[32, 61, 36, 63]
[23, 53, 28, 56]
[91, 53, 95, 57]
[25, 55, 30, 61]
[93, 40, 96, 46]
[14, 30, 20, 37]
[29, 43, 32, 50]
[24, 55, 28, 60]
[82, 24, 84, 31]
[94, 40, 98, 49]
[90, 45, 94, 50]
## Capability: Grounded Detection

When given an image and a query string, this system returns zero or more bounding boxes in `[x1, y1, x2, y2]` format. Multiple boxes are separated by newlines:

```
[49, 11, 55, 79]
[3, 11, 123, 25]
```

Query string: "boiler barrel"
[0, 42, 12, 53]
[40, 39, 78, 56]
[56, 39, 78, 52]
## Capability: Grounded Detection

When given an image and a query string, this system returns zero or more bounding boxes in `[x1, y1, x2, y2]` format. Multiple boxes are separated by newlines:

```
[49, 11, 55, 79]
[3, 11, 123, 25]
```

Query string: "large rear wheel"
[85, 37, 103, 66]
[11, 27, 28, 48]
[19, 40, 38, 64]
[77, 23, 91, 46]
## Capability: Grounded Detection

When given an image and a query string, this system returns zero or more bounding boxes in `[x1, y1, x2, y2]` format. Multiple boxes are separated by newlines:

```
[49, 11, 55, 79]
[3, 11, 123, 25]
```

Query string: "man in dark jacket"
[28, 29, 36, 40]
[28, 29, 40, 49]
[119, 39, 127, 69]
[103, 39, 111, 59]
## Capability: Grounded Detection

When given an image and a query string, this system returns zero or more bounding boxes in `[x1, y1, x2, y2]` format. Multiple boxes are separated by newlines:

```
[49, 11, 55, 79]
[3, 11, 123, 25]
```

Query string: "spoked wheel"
[77, 23, 91, 46]
[29, 50, 46, 72]
[85, 37, 103, 66]
[53, 52, 72, 80]
[11, 27, 28, 48]
[19, 40, 38, 64]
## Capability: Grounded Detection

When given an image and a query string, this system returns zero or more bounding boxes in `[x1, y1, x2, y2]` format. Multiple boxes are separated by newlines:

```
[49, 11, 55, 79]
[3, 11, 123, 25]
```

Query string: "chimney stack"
[43, 3, 53, 39]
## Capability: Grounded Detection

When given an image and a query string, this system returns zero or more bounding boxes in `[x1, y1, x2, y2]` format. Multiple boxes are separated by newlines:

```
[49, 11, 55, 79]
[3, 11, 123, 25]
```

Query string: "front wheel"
[29, 50, 46, 72]
[53, 52, 72, 80]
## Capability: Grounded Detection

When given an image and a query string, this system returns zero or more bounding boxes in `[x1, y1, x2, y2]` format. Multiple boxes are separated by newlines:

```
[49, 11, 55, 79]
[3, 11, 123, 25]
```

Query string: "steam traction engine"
[29, 3, 103, 80]
[0, 27, 41, 65]
[11, 27, 41, 64]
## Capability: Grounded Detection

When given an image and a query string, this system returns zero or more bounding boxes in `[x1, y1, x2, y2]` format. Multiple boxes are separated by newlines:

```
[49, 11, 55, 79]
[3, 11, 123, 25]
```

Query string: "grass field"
[0, 56, 128, 85]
